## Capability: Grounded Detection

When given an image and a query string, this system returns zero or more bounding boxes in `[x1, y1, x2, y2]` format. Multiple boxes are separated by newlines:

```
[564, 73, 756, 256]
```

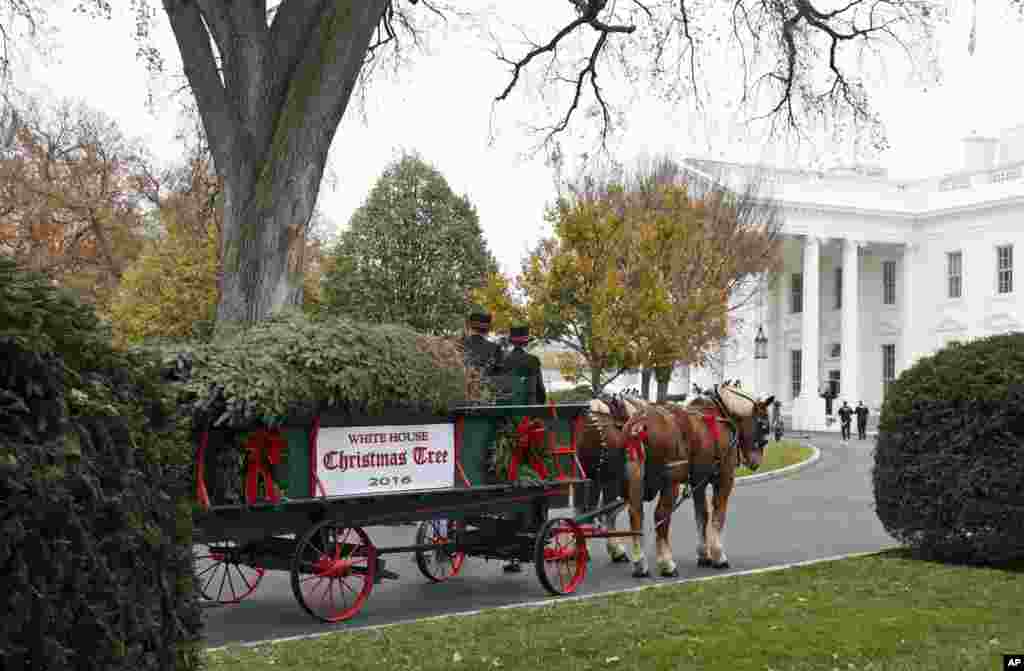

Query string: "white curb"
[734, 442, 820, 487]
[205, 545, 898, 654]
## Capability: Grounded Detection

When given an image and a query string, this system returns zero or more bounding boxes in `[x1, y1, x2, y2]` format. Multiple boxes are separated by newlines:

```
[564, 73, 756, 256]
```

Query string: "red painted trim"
[572, 415, 585, 480]
[309, 416, 322, 498]
[195, 431, 211, 511]
[455, 416, 470, 487]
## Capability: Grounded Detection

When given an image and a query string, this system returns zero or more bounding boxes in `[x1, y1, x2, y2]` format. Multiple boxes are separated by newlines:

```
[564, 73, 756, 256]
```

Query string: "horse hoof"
[712, 560, 730, 570]
[632, 567, 650, 578]
[611, 554, 629, 564]
[661, 567, 680, 578]
[696, 557, 712, 568]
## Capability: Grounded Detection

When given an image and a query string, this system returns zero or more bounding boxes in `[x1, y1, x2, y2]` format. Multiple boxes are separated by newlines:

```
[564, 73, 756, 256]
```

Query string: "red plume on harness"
[623, 427, 647, 463]
[508, 417, 549, 480]
[702, 411, 721, 443]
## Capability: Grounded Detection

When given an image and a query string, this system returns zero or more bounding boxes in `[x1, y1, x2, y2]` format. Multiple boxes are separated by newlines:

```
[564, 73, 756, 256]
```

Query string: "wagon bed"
[192, 399, 614, 623]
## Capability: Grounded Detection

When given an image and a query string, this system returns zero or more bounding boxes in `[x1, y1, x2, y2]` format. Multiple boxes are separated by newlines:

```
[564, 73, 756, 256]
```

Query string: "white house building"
[684, 125, 1024, 431]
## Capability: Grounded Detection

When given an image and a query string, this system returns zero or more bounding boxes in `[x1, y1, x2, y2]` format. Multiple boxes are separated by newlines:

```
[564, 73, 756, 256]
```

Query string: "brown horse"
[575, 395, 638, 562]
[618, 384, 774, 577]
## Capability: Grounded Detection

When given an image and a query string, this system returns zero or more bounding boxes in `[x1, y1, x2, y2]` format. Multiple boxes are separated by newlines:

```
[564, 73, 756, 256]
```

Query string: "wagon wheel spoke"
[194, 541, 265, 605]
[292, 522, 376, 623]
[535, 518, 586, 596]
[415, 518, 466, 583]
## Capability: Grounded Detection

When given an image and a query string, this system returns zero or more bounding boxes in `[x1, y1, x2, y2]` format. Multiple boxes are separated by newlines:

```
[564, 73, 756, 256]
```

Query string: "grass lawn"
[204, 549, 1024, 671]
[736, 439, 813, 478]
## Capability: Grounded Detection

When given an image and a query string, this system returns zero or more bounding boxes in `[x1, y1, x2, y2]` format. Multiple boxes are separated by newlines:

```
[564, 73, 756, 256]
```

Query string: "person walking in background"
[855, 401, 869, 440]
[837, 400, 853, 443]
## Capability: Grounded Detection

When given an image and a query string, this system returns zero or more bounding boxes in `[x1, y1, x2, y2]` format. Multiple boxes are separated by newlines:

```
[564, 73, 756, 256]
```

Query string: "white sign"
[315, 423, 455, 496]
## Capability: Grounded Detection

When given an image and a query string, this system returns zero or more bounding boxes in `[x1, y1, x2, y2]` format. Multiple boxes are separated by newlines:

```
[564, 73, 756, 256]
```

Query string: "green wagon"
[191, 376, 599, 623]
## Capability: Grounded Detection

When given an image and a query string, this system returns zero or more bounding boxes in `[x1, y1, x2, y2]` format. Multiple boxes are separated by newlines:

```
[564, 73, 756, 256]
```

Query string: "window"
[882, 344, 896, 397]
[835, 266, 843, 309]
[790, 273, 803, 313]
[883, 261, 896, 305]
[828, 370, 841, 397]
[829, 343, 841, 359]
[791, 350, 802, 399]
[947, 251, 962, 299]
[997, 245, 1013, 294]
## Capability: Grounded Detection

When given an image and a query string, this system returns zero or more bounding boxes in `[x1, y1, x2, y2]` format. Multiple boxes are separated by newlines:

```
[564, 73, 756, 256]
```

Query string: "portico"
[788, 235, 904, 432]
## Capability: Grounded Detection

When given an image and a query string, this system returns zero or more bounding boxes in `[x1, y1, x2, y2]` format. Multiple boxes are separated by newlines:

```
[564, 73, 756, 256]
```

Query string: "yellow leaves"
[470, 271, 527, 334]
[108, 213, 220, 346]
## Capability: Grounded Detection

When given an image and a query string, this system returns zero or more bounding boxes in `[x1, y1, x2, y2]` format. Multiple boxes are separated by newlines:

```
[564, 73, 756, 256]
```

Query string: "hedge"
[873, 332, 1024, 564]
[0, 257, 202, 671]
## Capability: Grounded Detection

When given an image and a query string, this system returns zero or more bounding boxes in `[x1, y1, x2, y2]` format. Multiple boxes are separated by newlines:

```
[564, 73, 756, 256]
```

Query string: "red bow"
[508, 417, 549, 481]
[245, 429, 286, 503]
[624, 429, 647, 463]
[703, 411, 721, 443]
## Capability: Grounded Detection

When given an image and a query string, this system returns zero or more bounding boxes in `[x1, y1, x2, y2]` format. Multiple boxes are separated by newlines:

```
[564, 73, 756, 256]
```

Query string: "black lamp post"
[754, 325, 768, 360]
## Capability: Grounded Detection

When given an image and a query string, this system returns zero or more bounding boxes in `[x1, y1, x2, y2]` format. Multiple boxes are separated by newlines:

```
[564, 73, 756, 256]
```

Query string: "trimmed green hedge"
[873, 333, 1024, 564]
[0, 257, 202, 671]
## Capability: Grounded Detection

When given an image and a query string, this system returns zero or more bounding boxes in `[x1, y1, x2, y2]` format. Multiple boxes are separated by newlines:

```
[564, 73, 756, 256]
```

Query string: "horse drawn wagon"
[191, 376, 634, 624]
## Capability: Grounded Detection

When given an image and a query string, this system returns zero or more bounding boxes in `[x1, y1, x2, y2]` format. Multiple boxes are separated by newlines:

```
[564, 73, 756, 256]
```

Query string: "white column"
[800, 235, 821, 427]
[841, 239, 861, 405]
[901, 242, 918, 373]
[775, 271, 787, 403]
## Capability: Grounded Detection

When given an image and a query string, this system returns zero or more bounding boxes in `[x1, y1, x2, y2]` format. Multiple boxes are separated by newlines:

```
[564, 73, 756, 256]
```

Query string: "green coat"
[462, 334, 503, 376]
[500, 346, 546, 404]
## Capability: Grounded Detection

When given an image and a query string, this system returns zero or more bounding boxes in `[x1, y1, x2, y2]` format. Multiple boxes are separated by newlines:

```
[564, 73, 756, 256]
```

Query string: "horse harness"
[657, 388, 742, 525]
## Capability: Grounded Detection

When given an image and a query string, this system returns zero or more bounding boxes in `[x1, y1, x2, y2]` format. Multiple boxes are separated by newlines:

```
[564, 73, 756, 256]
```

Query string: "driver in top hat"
[500, 325, 546, 404]
[497, 324, 546, 574]
[462, 311, 503, 376]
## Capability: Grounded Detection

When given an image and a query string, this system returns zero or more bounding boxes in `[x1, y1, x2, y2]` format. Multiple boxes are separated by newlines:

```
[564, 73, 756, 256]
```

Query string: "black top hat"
[509, 325, 529, 340]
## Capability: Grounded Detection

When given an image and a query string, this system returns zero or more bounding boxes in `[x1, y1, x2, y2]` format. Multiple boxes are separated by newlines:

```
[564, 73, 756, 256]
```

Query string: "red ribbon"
[245, 429, 286, 503]
[703, 411, 721, 443]
[623, 429, 647, 463]
[508, 417, 549, 481]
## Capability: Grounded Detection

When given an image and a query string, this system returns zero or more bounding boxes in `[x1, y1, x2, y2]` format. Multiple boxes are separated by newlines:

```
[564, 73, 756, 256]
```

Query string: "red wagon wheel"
[291, 521, 376, 623]
[534, 517, 588, 596]
[414, 518, 465, 583]
[194, 540, 265, 604]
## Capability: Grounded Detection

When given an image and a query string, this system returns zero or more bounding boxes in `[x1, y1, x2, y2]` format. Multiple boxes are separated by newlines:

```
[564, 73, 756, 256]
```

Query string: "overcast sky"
[10, 1, 1024, 275]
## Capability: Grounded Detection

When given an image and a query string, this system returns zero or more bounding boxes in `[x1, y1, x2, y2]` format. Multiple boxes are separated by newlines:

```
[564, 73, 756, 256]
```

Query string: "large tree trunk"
[216, 155, 322, 325]
[163, 0, 389, 331]
[654, 365, 672, 402]
[640, 368, 652, 400]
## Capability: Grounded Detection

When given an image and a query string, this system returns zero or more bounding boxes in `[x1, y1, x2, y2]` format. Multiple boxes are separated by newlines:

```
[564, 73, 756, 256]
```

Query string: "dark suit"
[855, 405, 869, 439]
[462, 334, 503, 376]
[500, 346, 546, 404]
[837, 405, 853, 440]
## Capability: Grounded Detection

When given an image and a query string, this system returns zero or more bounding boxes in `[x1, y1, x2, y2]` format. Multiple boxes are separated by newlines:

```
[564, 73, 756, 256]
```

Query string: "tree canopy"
[0, 96, 150, 314]
[474, 158, 781, 396]
[3, 0, 1004, 329]
[321, 152, 497, 335]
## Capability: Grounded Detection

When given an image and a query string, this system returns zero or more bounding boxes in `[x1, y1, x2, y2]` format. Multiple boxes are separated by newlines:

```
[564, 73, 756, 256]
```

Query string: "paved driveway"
[201, 433, 894, 648]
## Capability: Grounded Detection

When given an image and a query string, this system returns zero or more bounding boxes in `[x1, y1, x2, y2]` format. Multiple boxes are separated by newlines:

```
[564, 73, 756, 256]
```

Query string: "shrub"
[0, 257, 202, 671]
[157, 310, 486, 431]
[873, 332, 1024, 564]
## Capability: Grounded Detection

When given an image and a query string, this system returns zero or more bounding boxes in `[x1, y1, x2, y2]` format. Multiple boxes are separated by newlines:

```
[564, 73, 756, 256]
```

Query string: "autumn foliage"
[0, 98, 150, 313]
[474, 158, 781, 395]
